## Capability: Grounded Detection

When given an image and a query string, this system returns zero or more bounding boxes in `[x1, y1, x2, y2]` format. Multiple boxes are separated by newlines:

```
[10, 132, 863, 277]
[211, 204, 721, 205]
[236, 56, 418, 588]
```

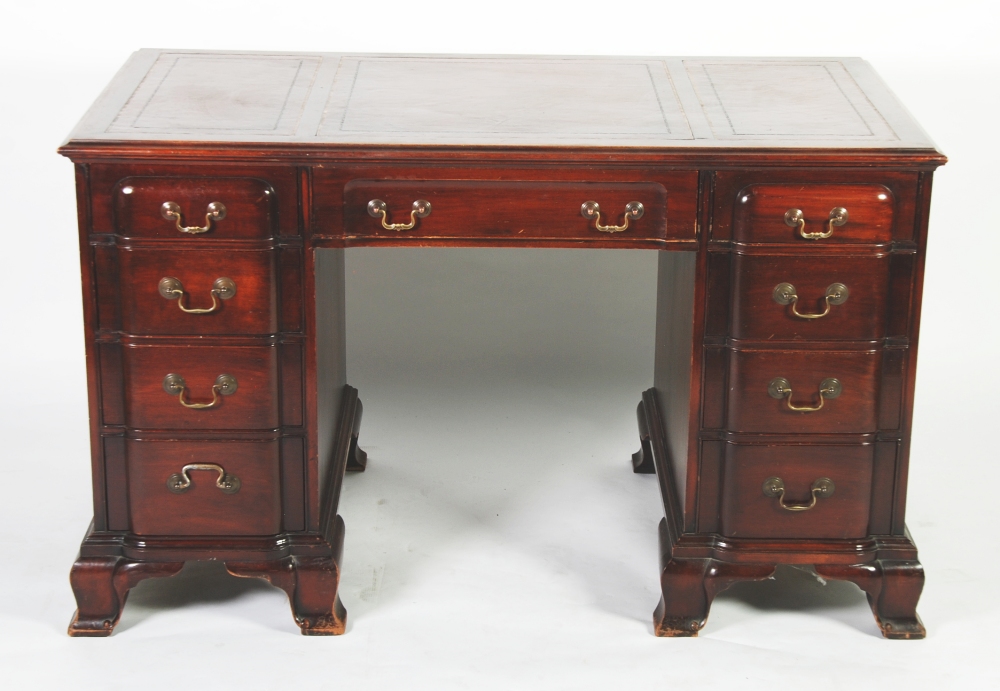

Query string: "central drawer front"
[720, 443, 873, 539]
[119, 248, 278, 335]
[124, 344, 279, 430]
[727, 348, 880, 434]
[127, 439, 282, 536]
[341, 179, 684, 243]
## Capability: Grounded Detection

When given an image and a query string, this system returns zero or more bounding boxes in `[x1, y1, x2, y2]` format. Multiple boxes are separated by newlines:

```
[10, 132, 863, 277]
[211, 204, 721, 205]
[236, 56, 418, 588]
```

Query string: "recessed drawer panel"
[342, 179, 684, 244]
[126, 439, 281, 536]
[734, 184, 894, 245]
[119, 248, 278, 335]
[114, 177, 277, 239]
[721, 442, 873, 539]
[731, 253, 890, 341]
[727, 348, 880, 433]
[124, 345, 279, 430]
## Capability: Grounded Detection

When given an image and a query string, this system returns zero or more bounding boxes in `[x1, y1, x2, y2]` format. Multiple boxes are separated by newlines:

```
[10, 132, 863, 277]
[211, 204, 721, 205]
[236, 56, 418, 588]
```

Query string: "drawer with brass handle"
[119, 248, 277, 335]
[771, 283, 849, 320]
[123, 345, 278, 430]
[126, 439, 281, 536]
[579, 200, 645, 233]
[367, 198, 432, 230]
[160, 201, 227, 235]
[166, 462, 241, 494]
[726, 348, 880, 434]
[364, 195, 645, 235]
[158, 276, 237, 314]
[113, 176, 277, 239]
[733, 183, 895, 245]
[760, 476, 835, 512]
[766, 376, 842, 412]
[161, 373, 238, 410]
[337, 177, 698, 245]
[731, 253, 889, 341]
[720, 442, 873, 539]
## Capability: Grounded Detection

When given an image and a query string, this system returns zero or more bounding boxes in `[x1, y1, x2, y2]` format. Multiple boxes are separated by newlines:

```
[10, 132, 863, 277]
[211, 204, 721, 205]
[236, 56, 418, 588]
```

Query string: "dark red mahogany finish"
[60, 51, 944, 637]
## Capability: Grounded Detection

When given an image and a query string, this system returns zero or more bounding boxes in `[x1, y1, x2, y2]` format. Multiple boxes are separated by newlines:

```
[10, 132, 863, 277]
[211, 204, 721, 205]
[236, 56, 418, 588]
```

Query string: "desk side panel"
[312, 247, 347, 530]
[891, 170, 935, 536]
[652, 250, 697, 520]
[73, 163, 110, 531]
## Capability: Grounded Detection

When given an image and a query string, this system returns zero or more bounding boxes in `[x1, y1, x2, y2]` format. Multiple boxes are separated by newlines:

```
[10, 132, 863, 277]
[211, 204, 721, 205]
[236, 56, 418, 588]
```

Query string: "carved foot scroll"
[653, 561, 777, 636]
[815, 559, 926, 639]
[346, 398, 367, 472]
[653, 555, 713, 636]
[651, 519, 775, 636]
[631, 399, 655, 474]
[68, 557, 184, 636]
[227, 554, 347, 635]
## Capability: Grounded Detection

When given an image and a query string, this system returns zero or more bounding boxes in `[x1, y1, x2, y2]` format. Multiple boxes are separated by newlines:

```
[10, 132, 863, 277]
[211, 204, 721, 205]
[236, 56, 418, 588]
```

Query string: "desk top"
[61, 50, 943, 161]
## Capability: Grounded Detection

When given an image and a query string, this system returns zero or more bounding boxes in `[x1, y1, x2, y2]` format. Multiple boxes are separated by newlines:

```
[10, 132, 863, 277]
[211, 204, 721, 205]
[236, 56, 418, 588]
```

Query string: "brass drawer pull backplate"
[367, 199, 432, 230]
[768, 376, 841, 412]
[158, 276, 236, 314]
[161, 201, 227, 235]
[162, 373, 238, 409]
[762, 476, 835, 511]
[773, 282, 848, 319]
[784, 207, 848, 240]
[581, 201, 644, 233]
[167, 463, 241, 494]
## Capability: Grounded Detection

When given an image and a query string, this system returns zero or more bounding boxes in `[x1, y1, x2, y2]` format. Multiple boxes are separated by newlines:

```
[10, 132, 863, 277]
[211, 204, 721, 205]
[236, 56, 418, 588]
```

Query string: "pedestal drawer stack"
[721, 180, 896, 539]
[109, 171, 300, 534]
[68, 165, 314, 635]
[651, 169, 931, 638]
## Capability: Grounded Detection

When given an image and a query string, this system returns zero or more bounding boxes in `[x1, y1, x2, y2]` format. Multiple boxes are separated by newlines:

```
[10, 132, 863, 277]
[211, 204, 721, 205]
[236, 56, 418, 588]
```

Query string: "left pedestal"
[65, 164, 359, 635]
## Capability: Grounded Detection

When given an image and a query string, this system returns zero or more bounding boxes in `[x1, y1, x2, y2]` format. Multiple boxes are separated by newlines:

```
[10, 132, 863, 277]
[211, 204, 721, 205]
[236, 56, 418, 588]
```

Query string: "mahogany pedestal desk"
[60, 51, 945, 638]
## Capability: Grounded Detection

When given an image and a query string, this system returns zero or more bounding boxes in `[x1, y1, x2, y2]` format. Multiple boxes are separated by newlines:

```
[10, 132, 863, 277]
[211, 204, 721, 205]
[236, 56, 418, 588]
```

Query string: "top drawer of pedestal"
[733, 183, 895, 245]
[113, 177, 278, 239]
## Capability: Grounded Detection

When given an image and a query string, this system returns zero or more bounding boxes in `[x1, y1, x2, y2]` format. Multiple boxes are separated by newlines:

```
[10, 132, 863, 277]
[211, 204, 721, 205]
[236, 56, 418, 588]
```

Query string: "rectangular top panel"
[320, 56, 690, 141]
[64, 50, 939, 151]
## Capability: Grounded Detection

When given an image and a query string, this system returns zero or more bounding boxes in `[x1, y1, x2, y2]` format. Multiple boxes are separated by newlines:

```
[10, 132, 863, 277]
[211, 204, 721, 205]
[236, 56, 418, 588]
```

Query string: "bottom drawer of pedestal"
[720, 443, 873, 539]
[126, 439, 281, 536]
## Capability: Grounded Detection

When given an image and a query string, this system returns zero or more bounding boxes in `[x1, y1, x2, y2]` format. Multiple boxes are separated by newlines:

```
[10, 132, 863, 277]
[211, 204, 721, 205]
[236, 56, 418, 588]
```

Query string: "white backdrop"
[1, 1, 998, 688]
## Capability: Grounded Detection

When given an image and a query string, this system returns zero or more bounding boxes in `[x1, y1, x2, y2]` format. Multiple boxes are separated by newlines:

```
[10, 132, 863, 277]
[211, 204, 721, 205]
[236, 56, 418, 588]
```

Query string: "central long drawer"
[310, 169, 700, 247]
